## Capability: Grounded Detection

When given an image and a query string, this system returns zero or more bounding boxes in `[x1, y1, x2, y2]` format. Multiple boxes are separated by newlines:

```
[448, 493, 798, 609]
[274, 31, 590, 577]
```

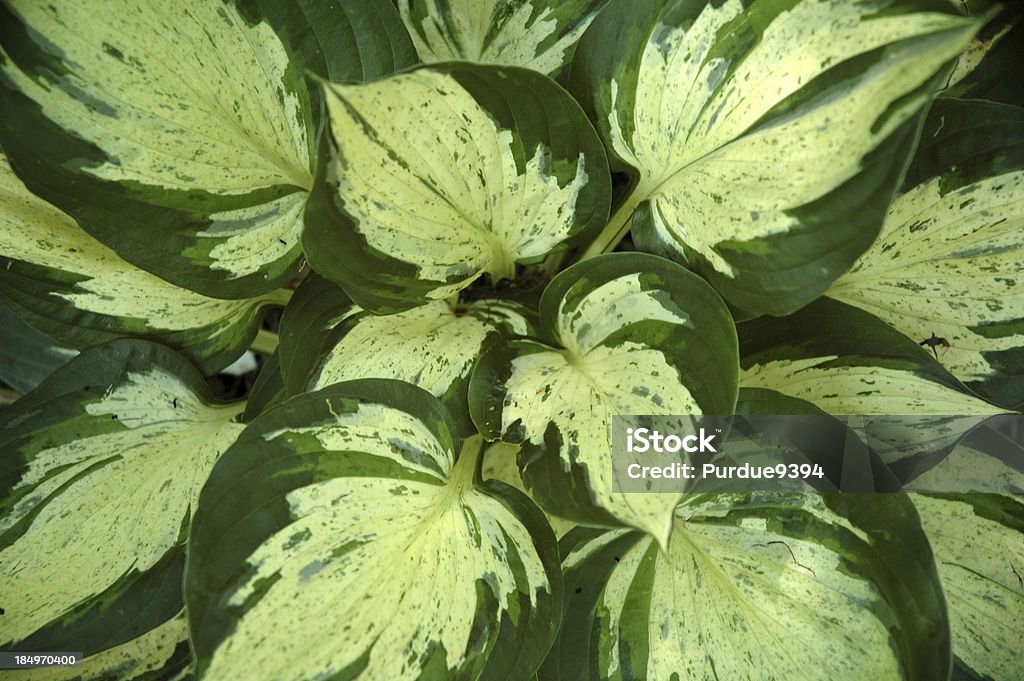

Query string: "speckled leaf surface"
[470, 253, 738, 547]
[186, 380, 561, 681]
[0, 340, 244, 654]
[22, 612, 193, 681]
[303, 63, 610, 312]
[912, 493, 1024, 681]
[739, 298, 1006, 473]
[0, 0, 412, 298]
[543, 493, 950, 681]
[278, 274, 534, 436]
[0, 154, 277, 375]
[740, 297, 1003, 417]
[828, 97, 1024, 409]
[397, 0, 608, 76]
[571, 0, 982, 316]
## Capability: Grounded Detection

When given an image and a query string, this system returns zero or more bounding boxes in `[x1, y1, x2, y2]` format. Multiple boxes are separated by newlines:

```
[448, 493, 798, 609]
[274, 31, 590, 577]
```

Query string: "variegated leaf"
[397, 0, 608, 77]
[0, 0, 413, 298]
[740, 297, 1004, 416]
[470, 252, 738, 547]
[544, 493, 950, 681]
[186, 380, 561, 681]
[912, 492, 1024, 680]
[904, 426, 1024, 680]
[571, 0, 983, 316]
[828, 98, 1024, 409]
[0, 154, 280, 374]
[22, 612, 192, 681]
[739, 298, 1006, 473]
[0, 340, 244, 654]
[278, 273, 533, 435]
[303, 63, 610, 313]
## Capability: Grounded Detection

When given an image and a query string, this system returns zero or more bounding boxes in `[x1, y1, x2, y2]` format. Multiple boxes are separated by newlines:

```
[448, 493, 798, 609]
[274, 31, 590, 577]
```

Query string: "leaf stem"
[577, 190, 644, 261]
[250, 328, 279, 355]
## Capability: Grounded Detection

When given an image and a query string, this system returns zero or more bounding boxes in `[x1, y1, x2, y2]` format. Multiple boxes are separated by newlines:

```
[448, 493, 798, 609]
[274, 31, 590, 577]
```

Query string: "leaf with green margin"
[911, 491, 1024, 680]
[23, 612, 193, 681]
[0, 0, 412, 298]
[186, 380, 561, 681]
[542, 493, 951, 681]
[281, 274, 534, 437]
[0, 299, 76, 395]
[303, 62, 611, 313]
[570, 0, 983, 316]
[0, 153, 280, 375]
[829, 97, 1024, 409]
[469, 252, 738, 548]
[734, 387, 905, 493]
[397, 0, 608, 77]
[901, 419, 1024, 680]
[0, 340, 244, 654]
[739, 297, 1006, 473]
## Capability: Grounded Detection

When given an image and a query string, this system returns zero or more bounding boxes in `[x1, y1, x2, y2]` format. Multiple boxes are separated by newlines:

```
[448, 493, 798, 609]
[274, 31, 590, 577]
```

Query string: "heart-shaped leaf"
[0, 0, 413, 297]
[544, 493, 950, 681]
[0, 340, 244, 654]
[303, 63, 610, 312]
[470, 252, 738, 547]
[186, 380, 561, 681]
[571, 0, 983, 315]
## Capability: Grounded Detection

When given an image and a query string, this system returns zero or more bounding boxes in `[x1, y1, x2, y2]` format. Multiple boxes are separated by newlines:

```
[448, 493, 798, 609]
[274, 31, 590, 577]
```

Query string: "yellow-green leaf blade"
[0, 154, 272, 374]
[571, 0, 983, 315]
[545, 494, 951, 681]
[0, 1, 416, 299]
[304, 63, 610, 313]
[0, 340, 244, 653]
[398, 0, 608, 77]
[470, 253, 738, 546]
[186, 380, 561, 681]
[829, 98, 1024, 409]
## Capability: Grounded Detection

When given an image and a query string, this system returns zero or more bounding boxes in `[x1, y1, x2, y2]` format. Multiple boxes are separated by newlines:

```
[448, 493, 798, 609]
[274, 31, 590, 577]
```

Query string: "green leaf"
[544, 493, 950, 681]
[470, 252, 738, 547]
[571, 0, 983, 316]
[0, 154, 278, 375]
[740, 297, 1004, 416]
[280, 274, 533, 436]
[24, 612, 193, 681]
[829, 97, 1024, 408]
[911, 493, 1024, 681]
[0, 0, 411, 298]
[0, 340, 244, 654]
[186, 380, 561, 681]
[245, 0, 417, 82]
[0, 298, 76, 395]
[303, 63, 611, 312]
[397, 0, 608, 77]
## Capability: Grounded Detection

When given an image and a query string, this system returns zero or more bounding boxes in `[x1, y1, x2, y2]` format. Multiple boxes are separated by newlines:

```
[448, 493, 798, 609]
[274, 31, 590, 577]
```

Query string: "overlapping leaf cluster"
[0, 1, 1022, 679]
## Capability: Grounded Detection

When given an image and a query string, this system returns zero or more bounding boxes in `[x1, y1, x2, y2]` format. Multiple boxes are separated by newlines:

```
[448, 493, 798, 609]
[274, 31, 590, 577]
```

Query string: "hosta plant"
[0, 0, 1022, 680]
